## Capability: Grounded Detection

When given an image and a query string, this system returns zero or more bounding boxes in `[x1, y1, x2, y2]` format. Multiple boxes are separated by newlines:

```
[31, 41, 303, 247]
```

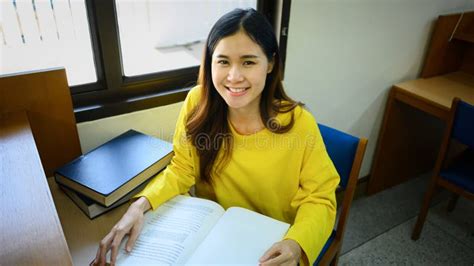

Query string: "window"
[116, 0, 257, 77]
[1, 0, 290, 122]
[0, 0, 96, 86]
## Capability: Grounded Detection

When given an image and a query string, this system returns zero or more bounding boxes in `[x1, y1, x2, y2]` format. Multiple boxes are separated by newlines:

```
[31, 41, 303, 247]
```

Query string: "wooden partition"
[421, 11, 474, 78]
[0, 68, 82, 176]
[0, 68, 82, 264]
[0, 111, 73, 265]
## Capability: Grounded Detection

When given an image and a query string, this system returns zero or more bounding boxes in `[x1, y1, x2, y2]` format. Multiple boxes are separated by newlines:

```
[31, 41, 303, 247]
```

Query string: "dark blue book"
[59, 179, 151, 219]
[54, 130, 173, 207]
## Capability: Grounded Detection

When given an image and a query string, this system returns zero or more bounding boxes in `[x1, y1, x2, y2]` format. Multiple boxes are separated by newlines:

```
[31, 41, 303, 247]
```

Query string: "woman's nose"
[227, 66, 244, 82]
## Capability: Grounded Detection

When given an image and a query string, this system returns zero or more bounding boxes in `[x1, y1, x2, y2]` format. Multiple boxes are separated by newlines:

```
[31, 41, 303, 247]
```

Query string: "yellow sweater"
[135, 86, 339, 265]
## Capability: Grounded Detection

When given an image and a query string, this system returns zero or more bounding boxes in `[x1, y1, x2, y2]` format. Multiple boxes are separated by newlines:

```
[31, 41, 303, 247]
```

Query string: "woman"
[93, 8, 339, 266]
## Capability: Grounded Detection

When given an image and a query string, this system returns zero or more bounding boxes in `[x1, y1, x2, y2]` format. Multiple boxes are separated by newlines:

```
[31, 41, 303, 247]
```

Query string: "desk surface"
[394, 71, 474, 110]
[0, 112, 72, 265]
[47, 177, 130, 266]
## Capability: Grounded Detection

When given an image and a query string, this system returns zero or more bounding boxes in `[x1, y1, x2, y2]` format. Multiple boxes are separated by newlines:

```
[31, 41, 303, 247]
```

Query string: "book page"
[115, 195, 224, 265]
[186, 207, 290, 265]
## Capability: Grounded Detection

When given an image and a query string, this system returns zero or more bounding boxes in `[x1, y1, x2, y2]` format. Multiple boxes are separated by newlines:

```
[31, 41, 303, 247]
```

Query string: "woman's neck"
[228, 106, 264, 135]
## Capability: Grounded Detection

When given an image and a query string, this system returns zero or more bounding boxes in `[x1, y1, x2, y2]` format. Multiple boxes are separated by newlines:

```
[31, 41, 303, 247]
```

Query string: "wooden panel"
[460, 45, 474, 75]
[368, 92, 445, 194]
[453, 11, 474, 43]
[0, 111, 72, 265]
[421, 12, 474, 78]
[0, 68, 82, 176]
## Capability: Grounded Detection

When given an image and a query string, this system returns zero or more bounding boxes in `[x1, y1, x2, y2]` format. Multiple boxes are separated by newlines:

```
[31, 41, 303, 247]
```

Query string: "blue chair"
[412, 98, 474, 240]
[314, 124, 368, 266]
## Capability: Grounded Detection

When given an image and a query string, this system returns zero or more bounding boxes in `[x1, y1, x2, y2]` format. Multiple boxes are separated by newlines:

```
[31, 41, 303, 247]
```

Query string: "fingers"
[110, 225, 130, 266]
[91, 246, 102, 266]
[259, 243, 292, 265]
[125, 219, 143, 252]
[97, 231, 115, 266]
[90, 230, 115, 266]
[92, 226, 125, 266]
[259, 240, 300, 266]
[260, 251, 291, 266]
[259, 243, 280, 263]
[92, 204, 145, 266]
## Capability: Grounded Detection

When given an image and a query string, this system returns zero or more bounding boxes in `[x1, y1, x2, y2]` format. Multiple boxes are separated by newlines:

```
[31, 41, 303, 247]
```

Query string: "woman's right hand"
[91, 196, 151, 266]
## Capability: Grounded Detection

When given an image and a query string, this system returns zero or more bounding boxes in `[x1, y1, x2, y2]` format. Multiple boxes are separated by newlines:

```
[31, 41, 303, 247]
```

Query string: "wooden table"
[0, 112, 72, 265]
[367, 72, 474, 194]
[47, 177, 130, 266]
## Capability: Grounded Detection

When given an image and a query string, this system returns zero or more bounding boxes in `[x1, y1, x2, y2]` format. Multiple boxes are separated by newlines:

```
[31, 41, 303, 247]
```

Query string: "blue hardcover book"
[59, 179, 151, 219]
[54, 129, 173, 207]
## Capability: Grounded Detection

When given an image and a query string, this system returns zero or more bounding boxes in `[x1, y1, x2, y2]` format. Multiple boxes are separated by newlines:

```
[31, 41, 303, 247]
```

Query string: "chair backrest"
[318, 124, 361, 189]
[451, 99, 474, 149]
[318, 123, 368, 240]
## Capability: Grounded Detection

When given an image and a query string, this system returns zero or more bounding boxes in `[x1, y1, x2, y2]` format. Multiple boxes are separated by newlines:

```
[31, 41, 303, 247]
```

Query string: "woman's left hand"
[259, 239, 302, 266]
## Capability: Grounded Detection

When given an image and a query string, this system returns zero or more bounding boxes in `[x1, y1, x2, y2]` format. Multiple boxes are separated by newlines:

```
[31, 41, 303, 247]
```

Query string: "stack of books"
[54, 129, 173, 219]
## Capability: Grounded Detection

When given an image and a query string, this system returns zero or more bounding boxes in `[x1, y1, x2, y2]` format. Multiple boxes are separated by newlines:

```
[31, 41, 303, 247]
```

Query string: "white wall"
[77, 102, 182, 153]
[78, 0, 474, 177]
[283, 0, 474, 177]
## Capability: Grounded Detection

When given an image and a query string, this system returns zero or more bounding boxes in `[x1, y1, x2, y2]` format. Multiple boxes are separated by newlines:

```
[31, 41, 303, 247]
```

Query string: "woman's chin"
[225, 101, 247, 110]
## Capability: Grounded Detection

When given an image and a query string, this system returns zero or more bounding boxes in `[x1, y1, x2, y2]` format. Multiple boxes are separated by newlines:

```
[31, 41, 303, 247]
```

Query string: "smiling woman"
[211, 31, 273, 114]
[186, 8, 301, 186]
[92, 8, 339, 266]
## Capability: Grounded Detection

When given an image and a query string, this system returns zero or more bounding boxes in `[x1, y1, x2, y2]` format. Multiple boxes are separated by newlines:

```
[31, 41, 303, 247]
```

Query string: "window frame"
[73, 0, 291, 122]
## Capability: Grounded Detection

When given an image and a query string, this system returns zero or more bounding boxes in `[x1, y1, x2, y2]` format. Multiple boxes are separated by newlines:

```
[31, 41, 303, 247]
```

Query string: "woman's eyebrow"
[241, 55, 259, 59]
[214, 54, 259, 59]
[215, 54, 229, 58]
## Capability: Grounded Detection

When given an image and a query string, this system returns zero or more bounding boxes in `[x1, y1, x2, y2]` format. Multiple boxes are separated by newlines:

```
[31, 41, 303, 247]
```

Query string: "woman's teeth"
[227, 87, 247, 93]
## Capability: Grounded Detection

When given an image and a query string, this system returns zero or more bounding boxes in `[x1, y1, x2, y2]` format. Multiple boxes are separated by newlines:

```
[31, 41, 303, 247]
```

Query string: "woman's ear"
[267, 55, 275, 73]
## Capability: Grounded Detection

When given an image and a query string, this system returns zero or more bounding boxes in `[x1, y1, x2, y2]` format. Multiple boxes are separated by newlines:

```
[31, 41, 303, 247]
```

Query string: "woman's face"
[211, 30, 273, 114]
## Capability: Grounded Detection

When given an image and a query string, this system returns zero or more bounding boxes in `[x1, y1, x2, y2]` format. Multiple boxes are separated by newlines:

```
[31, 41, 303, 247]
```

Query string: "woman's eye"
[243, 61, 255, 66]
[217, 60, 229, 65]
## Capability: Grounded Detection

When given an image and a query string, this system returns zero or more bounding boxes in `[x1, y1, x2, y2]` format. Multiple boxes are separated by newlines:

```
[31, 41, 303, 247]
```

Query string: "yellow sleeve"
[284, 115, 339, 266]
[134, 87, 201, 210]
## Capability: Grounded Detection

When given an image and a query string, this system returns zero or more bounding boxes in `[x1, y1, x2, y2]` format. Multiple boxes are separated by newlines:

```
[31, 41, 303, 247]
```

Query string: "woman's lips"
[225, 86, 249, 96]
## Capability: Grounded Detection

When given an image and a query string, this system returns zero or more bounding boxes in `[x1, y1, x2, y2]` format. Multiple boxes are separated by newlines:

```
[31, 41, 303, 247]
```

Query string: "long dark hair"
[186, 8, 302, 184]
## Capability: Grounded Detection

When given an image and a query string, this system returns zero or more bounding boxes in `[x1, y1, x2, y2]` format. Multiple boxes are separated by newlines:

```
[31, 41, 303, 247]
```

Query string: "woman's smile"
[211, 30, 273, 115]
[225, 86, 250, 96]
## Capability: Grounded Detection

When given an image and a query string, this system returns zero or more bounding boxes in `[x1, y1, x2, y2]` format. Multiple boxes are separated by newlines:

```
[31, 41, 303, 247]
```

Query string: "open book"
[116, 195, 290, 265]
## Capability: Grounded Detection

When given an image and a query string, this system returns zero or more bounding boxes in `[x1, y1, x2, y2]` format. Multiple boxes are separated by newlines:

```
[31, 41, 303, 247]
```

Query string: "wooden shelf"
[453, 11, 474, 43]
[421, 11, 474, 78]
[453, 33, 474, 43]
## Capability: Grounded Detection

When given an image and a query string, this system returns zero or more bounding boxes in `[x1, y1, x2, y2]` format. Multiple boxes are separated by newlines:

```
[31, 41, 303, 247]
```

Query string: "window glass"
[115, 0, 257, 77]
[0, 0, 96, 86]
